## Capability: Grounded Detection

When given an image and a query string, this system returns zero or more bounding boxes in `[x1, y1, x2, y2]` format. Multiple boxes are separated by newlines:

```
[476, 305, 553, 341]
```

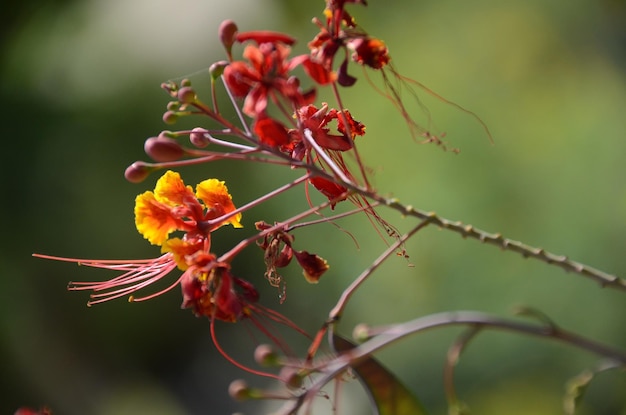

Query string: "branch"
[375, 199, 626, 292]
[276, 311, 626, 414]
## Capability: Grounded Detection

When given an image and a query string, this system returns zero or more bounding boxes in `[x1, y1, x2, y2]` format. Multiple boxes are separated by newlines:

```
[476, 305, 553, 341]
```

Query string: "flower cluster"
[36, 0, 409, 346]
[35, 0, 449, 402]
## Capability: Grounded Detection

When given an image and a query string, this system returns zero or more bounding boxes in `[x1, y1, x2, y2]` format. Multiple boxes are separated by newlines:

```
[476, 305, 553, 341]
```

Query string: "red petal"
[309, 177, 348, 208]
[294, 250, 329, 283]
[301, 57, 337, 85]
[235, 30, 296, 45]
[254, 117, 291, 147]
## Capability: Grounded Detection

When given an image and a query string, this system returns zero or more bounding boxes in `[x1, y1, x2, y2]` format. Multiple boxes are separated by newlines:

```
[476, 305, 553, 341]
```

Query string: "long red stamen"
[33, 253, 179, 305]
[209, 317, 280, 379]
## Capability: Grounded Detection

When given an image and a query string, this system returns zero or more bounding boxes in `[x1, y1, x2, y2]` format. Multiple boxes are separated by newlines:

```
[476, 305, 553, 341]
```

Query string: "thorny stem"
[295, 179, 626, 292]
[224, 125, 626, 292]
[278, 311, 626, 414]
[378, 200, 626, 292]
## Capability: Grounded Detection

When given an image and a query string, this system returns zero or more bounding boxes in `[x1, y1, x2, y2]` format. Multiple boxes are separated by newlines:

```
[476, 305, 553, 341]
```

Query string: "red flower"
[181, 261, 257, 322]
[223, 42, 316, 118]
[308, 0, 390, 86]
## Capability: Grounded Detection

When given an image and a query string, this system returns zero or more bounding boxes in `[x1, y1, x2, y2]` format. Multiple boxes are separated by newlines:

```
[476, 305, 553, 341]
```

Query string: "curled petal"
[294, 250, 329, 283]
[336, 109, 366, 138]
[337, 57, 358, 87]
[196, 179, 243, 228]
[309, 177, 349, 208]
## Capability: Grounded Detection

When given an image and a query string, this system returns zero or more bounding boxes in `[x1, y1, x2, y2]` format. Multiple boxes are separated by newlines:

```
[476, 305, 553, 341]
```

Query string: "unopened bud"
[254, 344, 280, 367]
[279, 367, 304, 390]
[144, 137, 184, 162]
[189, 127, 211, 148]
[219, 20, 238, 60]
[161, 81, 177, 95]
[209, 60, 229, 80]
[177, 86, 196, 104]
[162, 110, 178, 124]
[158, 130, 175, 140]
[124, 162, 153, 183]
[228, 379, 250, 401]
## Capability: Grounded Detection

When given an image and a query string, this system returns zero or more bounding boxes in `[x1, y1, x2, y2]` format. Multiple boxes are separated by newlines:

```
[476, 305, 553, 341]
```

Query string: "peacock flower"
[135, 170, 242, 249]
[35, 170, 244, 307]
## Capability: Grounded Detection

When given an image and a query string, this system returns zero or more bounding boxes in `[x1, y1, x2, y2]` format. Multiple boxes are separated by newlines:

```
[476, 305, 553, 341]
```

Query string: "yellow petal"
[196, 178, 243, 228]
[134, 191, 181, 245]
[154, 170, 195, 206]
[161, 237, 205, 270]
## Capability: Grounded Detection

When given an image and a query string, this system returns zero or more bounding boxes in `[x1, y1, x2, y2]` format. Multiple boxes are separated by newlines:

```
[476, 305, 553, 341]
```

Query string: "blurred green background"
[2, 0, 625, 414]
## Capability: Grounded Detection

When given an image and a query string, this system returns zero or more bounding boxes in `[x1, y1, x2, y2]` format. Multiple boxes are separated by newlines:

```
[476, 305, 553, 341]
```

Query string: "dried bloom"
[347, 37, 390, 69]
[256, 221, 330, 288]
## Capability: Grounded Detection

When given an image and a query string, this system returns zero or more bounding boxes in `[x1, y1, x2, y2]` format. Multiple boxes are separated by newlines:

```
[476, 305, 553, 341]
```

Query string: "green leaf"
[333, 334, 428, 415]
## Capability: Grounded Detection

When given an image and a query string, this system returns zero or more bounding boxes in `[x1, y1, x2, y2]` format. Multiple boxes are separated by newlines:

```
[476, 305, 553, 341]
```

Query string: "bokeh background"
[2, 0, 625, 414]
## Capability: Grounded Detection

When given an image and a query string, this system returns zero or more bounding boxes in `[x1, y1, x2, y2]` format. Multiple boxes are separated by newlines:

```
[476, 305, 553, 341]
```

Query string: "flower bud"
[166, 101, 180, 111]
[279, 367, 304, 390]
[189, 127, 211, 148]
[158, 130, 174, 140]
[254, 344, 280, 367]
[124, 162, 152, 183]
[209, 60, 228, 80]
[219, 20, 238, 60]
[177, 86, 196, 104]
[228, 379, 250, 401]
[144, 137, 184, 162]
[162, 110, 178, 124]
